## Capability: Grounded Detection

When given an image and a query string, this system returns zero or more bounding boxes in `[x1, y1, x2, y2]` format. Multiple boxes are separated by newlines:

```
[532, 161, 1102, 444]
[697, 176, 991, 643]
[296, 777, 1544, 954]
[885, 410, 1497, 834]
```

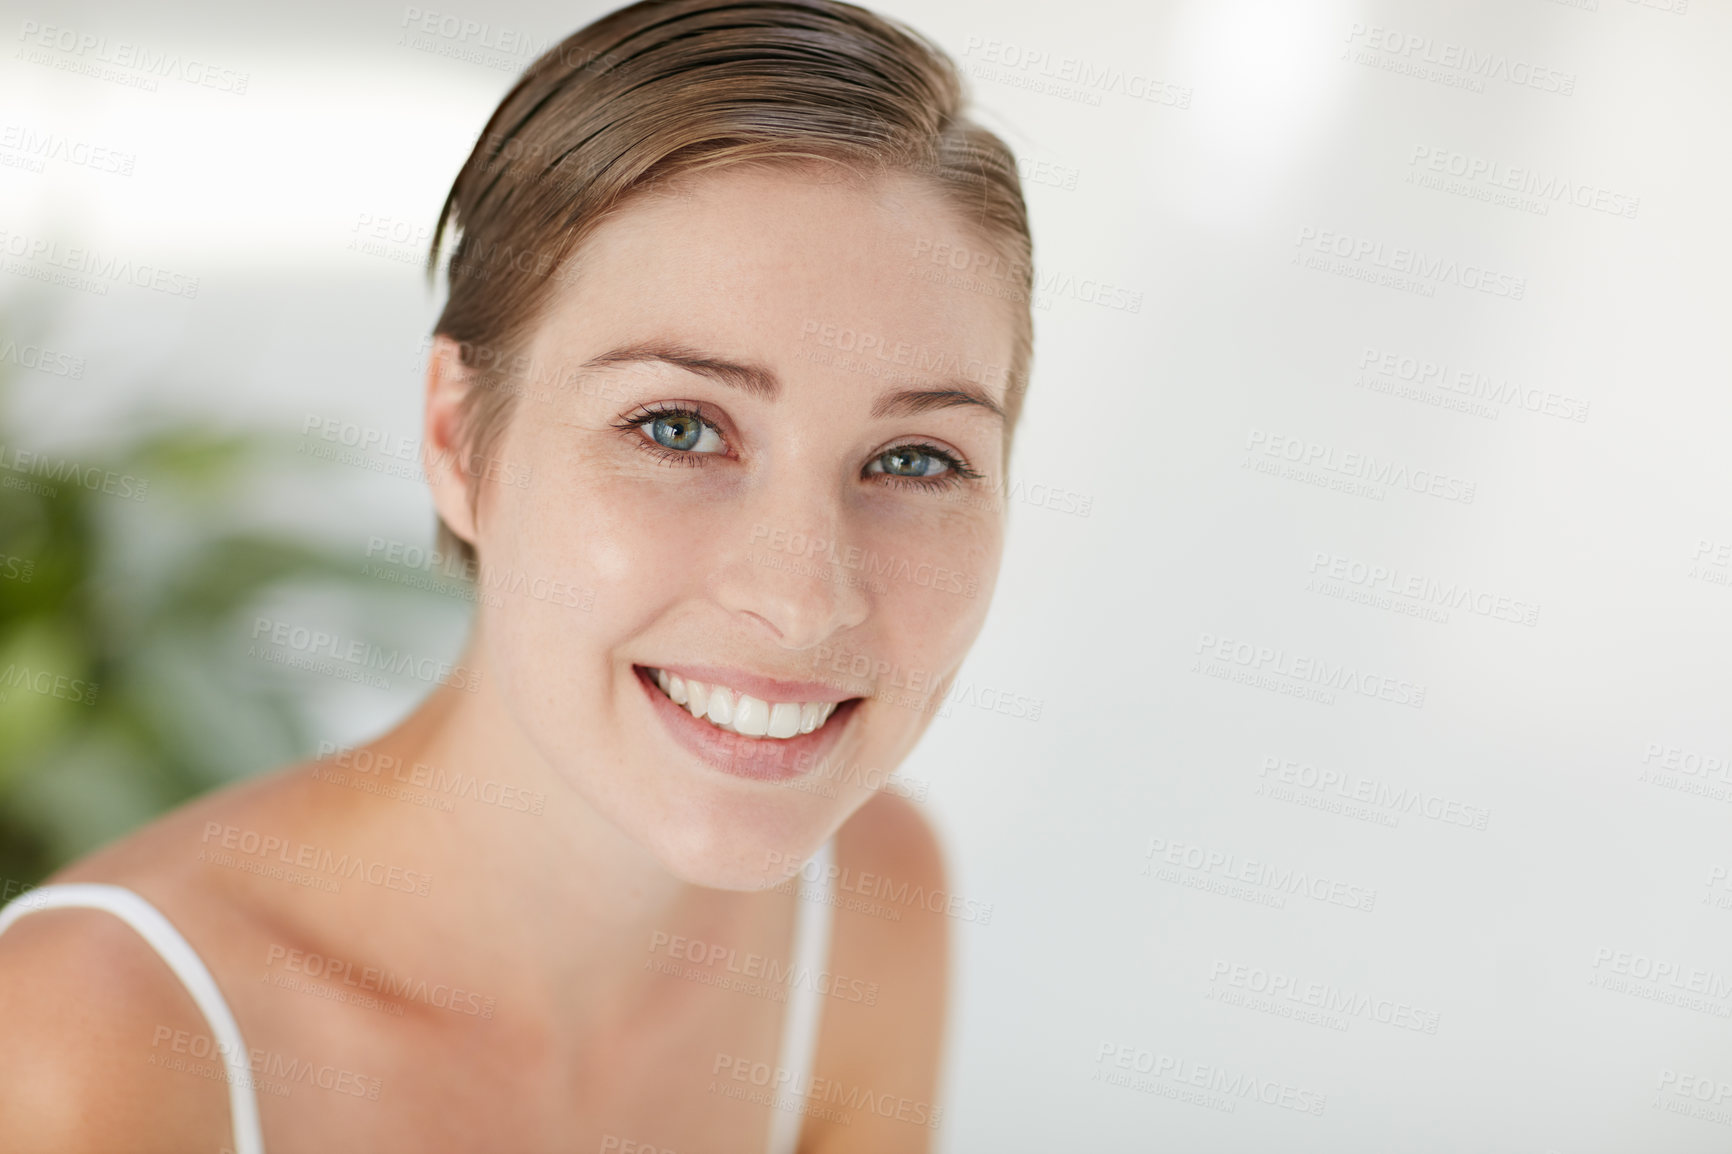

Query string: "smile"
[644, 667, 839, 739]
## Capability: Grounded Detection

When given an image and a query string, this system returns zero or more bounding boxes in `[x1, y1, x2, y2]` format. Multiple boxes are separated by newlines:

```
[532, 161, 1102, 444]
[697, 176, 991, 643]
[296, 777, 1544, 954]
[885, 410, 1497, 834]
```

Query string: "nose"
[713, 505, 871, 651]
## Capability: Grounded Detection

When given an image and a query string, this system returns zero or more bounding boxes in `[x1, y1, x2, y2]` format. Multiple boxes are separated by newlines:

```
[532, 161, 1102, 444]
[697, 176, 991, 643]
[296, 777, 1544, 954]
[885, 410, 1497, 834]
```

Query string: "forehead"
[535, 164, 1021, 398]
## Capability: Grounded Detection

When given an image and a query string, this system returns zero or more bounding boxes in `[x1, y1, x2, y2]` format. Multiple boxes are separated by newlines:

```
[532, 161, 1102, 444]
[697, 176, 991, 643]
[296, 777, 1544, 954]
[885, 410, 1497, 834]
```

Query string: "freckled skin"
[434, 163, 1018, 887]
[0, 164, 1018, 1153]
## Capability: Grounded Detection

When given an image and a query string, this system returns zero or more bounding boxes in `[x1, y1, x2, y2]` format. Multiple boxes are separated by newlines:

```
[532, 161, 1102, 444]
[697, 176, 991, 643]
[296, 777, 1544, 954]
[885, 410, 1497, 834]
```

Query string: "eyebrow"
[870, 387, 1005, 422]
[579, 342, 778, 399]
[579, 341, 1006, 421]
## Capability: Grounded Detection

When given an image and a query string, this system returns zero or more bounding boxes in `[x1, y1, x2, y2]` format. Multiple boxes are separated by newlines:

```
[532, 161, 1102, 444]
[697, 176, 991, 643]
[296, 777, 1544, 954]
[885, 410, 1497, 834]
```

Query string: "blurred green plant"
[0, 364, 468, 889]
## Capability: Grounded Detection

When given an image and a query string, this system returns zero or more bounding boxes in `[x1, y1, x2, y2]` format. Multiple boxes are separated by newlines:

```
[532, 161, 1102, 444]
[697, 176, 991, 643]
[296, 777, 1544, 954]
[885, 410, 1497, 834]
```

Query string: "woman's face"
[441, 165, 1019, 887]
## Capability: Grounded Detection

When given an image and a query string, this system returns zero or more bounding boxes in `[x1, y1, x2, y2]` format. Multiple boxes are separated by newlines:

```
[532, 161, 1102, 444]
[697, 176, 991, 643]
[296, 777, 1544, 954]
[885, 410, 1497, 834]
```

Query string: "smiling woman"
[0, 2, 1033, 1152]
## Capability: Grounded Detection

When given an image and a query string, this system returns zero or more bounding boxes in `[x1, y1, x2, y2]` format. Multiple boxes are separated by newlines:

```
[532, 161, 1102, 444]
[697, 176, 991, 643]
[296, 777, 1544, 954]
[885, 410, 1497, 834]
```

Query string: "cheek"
[831, 510, 1003, 688]
[481, 439, 733, 645]
[476, 419, 1003, 707]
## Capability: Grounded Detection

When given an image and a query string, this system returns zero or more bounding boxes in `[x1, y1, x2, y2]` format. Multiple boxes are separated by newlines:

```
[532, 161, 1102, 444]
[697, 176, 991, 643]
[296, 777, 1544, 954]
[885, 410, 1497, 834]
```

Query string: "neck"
[315, 619, 756, 1022]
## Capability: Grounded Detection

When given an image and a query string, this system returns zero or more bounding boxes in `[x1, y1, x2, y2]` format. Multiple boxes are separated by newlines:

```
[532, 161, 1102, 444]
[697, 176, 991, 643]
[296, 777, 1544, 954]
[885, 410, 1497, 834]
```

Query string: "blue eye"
[869, 446, 951, 479]
[643, 412, 724, 454]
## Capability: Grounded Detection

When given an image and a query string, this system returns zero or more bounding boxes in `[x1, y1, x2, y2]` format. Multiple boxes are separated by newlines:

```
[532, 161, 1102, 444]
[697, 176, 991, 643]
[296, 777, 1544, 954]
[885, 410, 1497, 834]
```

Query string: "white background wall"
[4, 0, 1730, 1148]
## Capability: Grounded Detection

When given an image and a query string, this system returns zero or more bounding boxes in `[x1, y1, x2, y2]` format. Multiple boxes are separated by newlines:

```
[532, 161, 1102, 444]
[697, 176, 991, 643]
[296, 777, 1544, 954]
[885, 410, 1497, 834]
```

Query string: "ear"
[423, 334, 479, 548]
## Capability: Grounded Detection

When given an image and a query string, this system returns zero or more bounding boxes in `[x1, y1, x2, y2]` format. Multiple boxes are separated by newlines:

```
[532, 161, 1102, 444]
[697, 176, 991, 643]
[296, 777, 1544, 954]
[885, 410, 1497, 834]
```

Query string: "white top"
[767, 837, 836, 1154]
[0, 883, 267, 1152]
[0, 840, 837, 1154]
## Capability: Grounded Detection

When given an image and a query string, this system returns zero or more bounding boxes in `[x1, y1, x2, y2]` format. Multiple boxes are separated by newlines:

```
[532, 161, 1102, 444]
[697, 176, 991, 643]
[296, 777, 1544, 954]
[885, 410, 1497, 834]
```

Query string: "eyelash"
[611, 404, 981, 489]
[611, 402, 717, 469]
[871, 442, 981, 490]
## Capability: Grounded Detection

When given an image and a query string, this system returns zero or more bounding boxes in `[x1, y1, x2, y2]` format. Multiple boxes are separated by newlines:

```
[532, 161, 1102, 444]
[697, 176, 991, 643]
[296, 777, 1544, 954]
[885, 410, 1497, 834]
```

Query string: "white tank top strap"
[0, 884, 266, 1154]
[765, 838, 837, 1154]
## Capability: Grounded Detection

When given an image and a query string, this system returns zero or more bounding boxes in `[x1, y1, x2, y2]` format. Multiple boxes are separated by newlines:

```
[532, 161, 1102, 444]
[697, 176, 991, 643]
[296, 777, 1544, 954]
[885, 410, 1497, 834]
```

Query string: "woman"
[0, 1, 1034, 1150]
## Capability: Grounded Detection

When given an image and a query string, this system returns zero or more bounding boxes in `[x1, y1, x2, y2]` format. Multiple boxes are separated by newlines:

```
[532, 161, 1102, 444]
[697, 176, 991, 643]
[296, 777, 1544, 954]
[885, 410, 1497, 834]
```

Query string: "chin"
[591, 661, 877, 889]
[649, 820, 834, 892]
[630, 778, 851, 892]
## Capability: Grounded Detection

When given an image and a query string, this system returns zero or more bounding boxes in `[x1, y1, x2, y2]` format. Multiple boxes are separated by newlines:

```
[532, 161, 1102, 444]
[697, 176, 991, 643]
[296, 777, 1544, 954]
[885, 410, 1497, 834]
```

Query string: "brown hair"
[426, 0, 1034, 569]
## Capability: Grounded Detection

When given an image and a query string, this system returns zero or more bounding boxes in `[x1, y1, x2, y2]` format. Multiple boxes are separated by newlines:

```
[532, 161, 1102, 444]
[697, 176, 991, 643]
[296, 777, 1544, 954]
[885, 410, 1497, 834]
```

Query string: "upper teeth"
[650, 668, 838, 739]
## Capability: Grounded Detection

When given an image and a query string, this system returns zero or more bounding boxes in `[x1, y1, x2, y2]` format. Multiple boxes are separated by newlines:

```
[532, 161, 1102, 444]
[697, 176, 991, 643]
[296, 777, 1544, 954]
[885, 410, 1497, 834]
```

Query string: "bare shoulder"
[833, 786, 951, 968]
[0, 765, 314, 1152]
[0, 902, 233, 1152]
[832, 789, 950, 998]
[841, 788, 946, 876]
[809, 791, 952, 1153]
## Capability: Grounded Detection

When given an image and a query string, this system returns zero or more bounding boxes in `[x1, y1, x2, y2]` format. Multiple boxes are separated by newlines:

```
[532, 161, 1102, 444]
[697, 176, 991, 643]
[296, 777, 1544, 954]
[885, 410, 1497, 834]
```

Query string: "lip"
[650, 663, 862, 705]
[634, 665, 861, 782]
